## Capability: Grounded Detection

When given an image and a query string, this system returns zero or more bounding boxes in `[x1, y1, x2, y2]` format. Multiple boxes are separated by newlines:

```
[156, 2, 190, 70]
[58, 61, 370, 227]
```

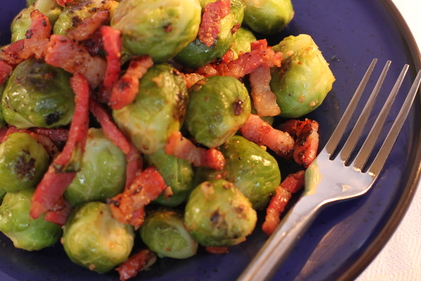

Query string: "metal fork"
[237, 58, 421, 281]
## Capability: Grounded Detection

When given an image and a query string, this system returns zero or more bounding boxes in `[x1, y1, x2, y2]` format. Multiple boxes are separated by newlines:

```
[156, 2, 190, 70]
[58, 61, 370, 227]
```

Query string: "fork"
[237, 58, 421, 281]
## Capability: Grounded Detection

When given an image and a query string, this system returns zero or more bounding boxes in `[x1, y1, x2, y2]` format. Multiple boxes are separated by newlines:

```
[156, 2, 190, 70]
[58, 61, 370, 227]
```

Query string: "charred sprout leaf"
[11, 0, 63, 42]
[53, 0, 118, 36]
[62, 202, 135, 273]
[111, 0, 201, 63]
[270, 34, 335, 118]
[144, 148, 194, 207]
[1, 58, 75, 128]
[184, 179, 257, 247]
[242, 0, 294, 35]
[0, 132, 49, 193]
[64, 128, 126, 206]
[185, 76, 251, 148]
[0, 189, 62, 251]
[112, 64, 189, 155]
[140, 208, 198, 259]
[174, 0, 244, 68]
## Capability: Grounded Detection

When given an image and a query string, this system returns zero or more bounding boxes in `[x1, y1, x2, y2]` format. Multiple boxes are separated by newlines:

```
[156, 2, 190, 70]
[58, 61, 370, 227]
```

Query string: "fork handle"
[237, 195, 324, 281]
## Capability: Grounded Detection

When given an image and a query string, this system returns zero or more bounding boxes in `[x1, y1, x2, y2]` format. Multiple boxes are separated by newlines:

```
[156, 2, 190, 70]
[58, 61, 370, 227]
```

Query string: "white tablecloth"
[356, 1, 421, 279]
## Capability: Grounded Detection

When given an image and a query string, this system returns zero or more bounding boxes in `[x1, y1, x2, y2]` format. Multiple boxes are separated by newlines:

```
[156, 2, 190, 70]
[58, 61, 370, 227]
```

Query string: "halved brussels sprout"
[184, 179, 257, 247]
[144, 148, 194, 207]
[64, 128, 126, 206]
[62, 202, 135, 273]
[242, 0, 294, 35]
[140, 208, 198, 259]
[185, 76, 251, 148]
[1, 58, 75, 128]
[54, 0, 118, 36]
[0, 132, 49, 193]
[270, 34, 335, 118]
[0, 189, 62, 251]
[111, 0, 201, 63]
[11, 0, 62, 42]
[113, 64, 189, 154]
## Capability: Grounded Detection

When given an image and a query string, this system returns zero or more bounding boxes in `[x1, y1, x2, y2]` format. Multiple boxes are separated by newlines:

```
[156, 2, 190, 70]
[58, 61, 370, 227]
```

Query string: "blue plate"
[1, 0, 420, 280]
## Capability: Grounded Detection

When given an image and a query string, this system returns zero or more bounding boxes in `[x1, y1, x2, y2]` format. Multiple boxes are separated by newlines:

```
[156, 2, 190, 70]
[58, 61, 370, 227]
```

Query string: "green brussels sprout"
[11, 0, 63, 42]
[0, 85, 5, 128]
[231, 27, 256, 56]
[184, 179, 257, 247]
[0, 132, 49, 193]
[54, 0, 118, 36]
[140, 208, 198, 259]
[62, 202, 135, 273]
[270, 34, 335, 118]
[174, 0, 243, 68]
[0, 188, 6, 204]
[64, 128, 126, 206]
[220, 135, 280, 209]
[111, 0, 201, 63]
[113, 64, 188, 154]
[144, 148, 194, 207]
[185, 76, 251, 148]
[0, 189, 62, 251]
[2, 58, 75, 128]
[242, 0, 294, 35]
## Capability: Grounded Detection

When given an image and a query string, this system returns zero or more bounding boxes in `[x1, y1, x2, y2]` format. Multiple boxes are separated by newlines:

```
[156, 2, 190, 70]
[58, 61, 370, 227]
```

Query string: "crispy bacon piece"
[44, 34, 106, 88]
[108, 55, 153, 110]
[0, 126, 9, 142]
[109, 166, 167, 229]
[165, 131, 225, 170]
[196, 39, 282, 79]
[31, 128, 69, 143]
[43, 196, 72, 226]
[116, 249, 157, 281]
[66, 10, 110, 42]
[262, 170, 305, 235]
[278, 119, 320, 168]
[30, 73, 90, 219]
[198, 0, 231, 47]
[57, 0, 74, 6]
[240, 114, 294, 158]
[99, 26, 122, 103]
[249, 65, 281, 117]
[205, 246, 229, 254]
[0, 9, 51, 84]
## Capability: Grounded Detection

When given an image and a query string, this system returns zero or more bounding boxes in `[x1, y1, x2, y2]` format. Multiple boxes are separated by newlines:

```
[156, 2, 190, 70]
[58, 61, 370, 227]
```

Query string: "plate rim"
[337, 0, 421, 279]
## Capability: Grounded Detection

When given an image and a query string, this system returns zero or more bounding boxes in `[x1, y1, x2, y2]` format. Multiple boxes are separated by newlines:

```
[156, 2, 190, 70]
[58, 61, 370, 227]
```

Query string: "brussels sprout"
[144, 149, 194, 207]
[231, 27, 256, 56]
[54, 0, 118, 36]
[2, 58, 75, 128]
[242, 0, 294, 35]
[174, 0, 243, 68]
[11, 0, 63, 42]
[220, 135, 280, 209]
[113, 64, 188, 154]
[0, 188, 6, 204]
[0, 189, 62, 251]
[140, 208, 198, 259]
[0, 85, 5, 128]
[270, 34, 335, 118]
[64, 128, 126, 206]
[185, 76, 251, 148]
[111, 0, 201, 63]
[62, 202, 135, 273]
[184, 179, 257, 247]
[0, 132, 49, 193]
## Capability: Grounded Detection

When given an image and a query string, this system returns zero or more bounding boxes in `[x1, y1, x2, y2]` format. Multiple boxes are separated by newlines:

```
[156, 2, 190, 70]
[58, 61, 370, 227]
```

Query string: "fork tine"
[338, 60, 392, 163]
[367, 69, 421, 176]
[352, 64, 410, 171]
[326, 58, 378, 155]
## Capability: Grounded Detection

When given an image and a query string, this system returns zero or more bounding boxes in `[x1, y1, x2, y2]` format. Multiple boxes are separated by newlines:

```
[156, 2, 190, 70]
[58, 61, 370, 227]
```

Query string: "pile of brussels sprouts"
[0, 0, 335, 278]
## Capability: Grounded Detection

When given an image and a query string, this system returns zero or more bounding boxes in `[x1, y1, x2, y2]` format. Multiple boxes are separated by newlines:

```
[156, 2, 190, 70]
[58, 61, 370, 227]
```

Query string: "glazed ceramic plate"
[1, 0, 420, 280]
